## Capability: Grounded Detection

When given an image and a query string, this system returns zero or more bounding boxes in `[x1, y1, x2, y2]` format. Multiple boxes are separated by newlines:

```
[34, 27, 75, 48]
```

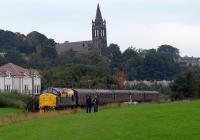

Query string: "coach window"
[72, 95, 74, 101]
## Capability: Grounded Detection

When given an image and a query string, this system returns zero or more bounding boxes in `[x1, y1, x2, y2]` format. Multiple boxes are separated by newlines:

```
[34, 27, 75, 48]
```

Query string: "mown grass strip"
[0, 100, 200, 140]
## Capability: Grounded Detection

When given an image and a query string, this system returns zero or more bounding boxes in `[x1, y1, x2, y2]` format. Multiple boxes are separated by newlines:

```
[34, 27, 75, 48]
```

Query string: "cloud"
[109, 22, 200, 57]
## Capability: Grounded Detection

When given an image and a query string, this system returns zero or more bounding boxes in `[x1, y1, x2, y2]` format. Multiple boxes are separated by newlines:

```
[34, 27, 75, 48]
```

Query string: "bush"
[170, 67, 200, 100]
[0, 96, 26, 109]
[0, 91, 38, 111]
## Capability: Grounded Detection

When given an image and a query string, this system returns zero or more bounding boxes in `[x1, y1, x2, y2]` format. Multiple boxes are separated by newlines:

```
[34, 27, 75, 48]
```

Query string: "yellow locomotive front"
[39, 93, 57, 112]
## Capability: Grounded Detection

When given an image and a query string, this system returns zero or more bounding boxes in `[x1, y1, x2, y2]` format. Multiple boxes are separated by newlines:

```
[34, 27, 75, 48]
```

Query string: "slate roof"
[0, 63, 40, 77]
[55, 40, 93, 54]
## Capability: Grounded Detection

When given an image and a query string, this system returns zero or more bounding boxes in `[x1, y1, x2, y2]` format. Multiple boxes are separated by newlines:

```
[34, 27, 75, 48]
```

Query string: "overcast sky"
[0, 0, 200, 57]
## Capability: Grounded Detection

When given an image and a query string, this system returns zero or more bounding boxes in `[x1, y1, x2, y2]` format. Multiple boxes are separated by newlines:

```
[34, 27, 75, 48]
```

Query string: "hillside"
[0, 29, 184, 90]
[0, 101, 199, 140]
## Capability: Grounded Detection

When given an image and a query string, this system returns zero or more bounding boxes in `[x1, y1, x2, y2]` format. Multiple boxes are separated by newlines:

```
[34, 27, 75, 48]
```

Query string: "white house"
[124, 80, 171, 87]
[178, 57, 200, 66]
[0, 63, 41, 94]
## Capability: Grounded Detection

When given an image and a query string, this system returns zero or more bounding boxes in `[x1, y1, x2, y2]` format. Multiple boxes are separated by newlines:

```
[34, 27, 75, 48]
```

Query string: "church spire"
[92, 4, 108, 56]
[95, 4, 103, 22]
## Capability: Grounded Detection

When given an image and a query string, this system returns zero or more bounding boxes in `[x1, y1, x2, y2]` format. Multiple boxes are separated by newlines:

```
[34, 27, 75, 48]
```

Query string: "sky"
[0, 0, 200, 57]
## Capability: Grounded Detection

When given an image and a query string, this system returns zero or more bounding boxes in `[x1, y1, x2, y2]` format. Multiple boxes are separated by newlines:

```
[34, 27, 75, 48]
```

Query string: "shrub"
[0, 92, 38, 111]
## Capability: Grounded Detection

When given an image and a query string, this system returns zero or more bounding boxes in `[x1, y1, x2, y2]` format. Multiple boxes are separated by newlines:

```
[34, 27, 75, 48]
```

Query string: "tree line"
[0, 29, 199, 100]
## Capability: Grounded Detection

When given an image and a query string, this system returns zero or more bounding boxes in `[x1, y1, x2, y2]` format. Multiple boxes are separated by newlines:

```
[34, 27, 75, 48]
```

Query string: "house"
[0, 63, 41, 94]
[178, 56, 200, 66]
[124, 80, 171, 87]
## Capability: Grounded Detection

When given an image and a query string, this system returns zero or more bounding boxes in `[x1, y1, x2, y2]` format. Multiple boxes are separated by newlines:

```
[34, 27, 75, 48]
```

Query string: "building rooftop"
[55, 40, 92, 54]
[0, 63, 40, 76]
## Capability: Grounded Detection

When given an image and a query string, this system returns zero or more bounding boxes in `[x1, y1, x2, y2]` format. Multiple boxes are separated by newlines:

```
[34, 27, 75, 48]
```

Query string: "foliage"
[127, 82, 173, 101]
[137, 48, 181, 80]
[41, 64, 117, 89]
[121, 45, 182, 80]
[157, 44, 180, 58]
[5, 51, 27, 66]
[0, 92, 38, 111]
[0, 56, 7, 66]
[115, 72, 126, 89]
[170, 67, 200, 100]
[0, 29, 186, 90]
[108, 44, 123, 73]
[122, 47, 143, 80]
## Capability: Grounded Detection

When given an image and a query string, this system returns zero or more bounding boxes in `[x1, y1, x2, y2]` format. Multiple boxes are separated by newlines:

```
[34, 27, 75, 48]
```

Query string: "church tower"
[92, 4, 107, 56]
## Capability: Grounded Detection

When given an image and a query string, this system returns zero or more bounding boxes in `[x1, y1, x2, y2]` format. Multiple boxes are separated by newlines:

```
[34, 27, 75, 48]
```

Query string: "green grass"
[0, 108, 22, 116]
[0, 101, 200, 140]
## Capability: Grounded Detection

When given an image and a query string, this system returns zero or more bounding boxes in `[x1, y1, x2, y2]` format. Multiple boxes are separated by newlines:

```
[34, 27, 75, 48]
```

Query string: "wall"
[0, 76, 41, 94]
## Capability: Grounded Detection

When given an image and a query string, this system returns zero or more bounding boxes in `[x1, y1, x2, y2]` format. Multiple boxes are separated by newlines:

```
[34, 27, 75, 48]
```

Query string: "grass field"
[0, 108, 22, 116]
[0, 101, 200, 140]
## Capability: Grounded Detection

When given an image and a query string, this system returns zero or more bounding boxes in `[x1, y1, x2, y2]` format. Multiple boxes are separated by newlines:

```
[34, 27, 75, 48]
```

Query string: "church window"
[97, 30, 99, 37]
[96, 30, 98, 37]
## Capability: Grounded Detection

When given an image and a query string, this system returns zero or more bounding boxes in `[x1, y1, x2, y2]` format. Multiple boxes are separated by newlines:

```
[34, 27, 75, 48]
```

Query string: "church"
[55, 4, 108, 56]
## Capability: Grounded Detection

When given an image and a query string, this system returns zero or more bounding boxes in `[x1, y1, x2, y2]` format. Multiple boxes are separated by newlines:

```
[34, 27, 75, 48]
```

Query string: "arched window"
[97, 30, 99, 37]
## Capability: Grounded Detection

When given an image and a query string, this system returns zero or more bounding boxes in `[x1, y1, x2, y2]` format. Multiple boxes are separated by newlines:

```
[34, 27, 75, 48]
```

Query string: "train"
[39, 87, 159, 111]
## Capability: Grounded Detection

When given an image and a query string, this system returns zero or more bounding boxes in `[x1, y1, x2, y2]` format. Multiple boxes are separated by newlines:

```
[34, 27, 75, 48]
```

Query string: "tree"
[27, 31, 48, 46]
[122, 47, 143, 80]
[0, 30, 35, 54]
[108, 44, 123, 73]
[75, 50, 103, 65]
[40, 46, 57, 59]
[157, 45, 180, 59]
[115, 72, 126, 89]
[170, 67, 200, 99]
[5, 51, 26, 66]
[0, 56, 6, 65]
[137, 48, 181, 80]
